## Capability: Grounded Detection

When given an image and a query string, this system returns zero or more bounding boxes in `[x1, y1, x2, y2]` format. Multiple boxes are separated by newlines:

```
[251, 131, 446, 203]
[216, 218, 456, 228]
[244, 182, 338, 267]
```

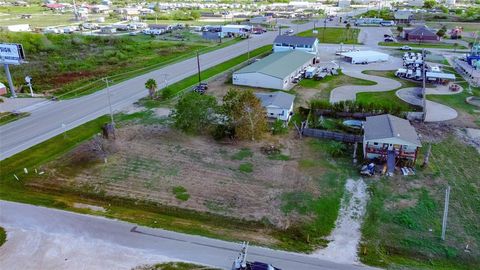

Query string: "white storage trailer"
[340, 50, 389, 64]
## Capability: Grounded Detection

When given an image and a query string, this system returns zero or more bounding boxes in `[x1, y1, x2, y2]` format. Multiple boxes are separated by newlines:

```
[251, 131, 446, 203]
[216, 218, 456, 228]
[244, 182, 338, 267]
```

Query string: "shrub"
[271, 119, 288, 135]
[325, 141, 347, 157]
[239, 163, 253, 173]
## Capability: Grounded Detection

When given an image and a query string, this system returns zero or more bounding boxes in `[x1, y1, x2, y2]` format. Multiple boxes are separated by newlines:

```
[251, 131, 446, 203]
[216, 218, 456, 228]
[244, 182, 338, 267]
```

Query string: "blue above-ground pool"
[343, 119, 364, 129]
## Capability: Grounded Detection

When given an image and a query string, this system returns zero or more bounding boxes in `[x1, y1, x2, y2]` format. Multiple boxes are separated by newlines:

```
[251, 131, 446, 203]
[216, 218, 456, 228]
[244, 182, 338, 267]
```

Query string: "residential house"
[255, 91, 295, 122]
[363, 114, 422, 166]
[402, 25, 440, 42]
[232, 50, 315, 90]
[273, 35, 319, 54]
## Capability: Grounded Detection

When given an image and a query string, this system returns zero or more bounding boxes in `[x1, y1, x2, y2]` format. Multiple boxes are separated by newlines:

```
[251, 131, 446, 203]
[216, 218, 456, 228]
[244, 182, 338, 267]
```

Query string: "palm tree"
[345, 23, 351, 42]
[145, 78, 157, 99]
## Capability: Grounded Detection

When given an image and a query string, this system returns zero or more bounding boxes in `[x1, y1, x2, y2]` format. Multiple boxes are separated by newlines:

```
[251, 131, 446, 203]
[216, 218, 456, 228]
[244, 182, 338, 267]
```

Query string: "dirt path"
[311, 179, 369, 264]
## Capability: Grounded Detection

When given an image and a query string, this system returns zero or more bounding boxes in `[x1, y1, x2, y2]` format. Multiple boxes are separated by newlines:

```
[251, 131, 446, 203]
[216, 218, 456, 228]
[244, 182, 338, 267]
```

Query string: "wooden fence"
[302, 128, 363, 143]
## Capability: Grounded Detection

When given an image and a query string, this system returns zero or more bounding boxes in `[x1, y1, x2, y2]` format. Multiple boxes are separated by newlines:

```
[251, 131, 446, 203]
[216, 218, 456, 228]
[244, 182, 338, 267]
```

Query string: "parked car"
[384, 37, 395, 42]
[285, 29, 294, 35]
[401, 45, 412, 50]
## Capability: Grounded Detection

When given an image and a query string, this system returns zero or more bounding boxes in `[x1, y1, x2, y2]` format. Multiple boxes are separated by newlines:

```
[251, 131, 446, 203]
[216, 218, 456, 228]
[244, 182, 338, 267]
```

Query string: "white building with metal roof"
[273, 35, 319, 54]
[363, 114, 422, 164]
[232, 50, 315, 90]
[255, 92, 295, 121]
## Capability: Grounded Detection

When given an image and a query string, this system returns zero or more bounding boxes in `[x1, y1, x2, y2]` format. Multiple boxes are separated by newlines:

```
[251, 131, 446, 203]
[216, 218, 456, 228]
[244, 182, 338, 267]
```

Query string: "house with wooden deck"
[363, 114, 422, 166]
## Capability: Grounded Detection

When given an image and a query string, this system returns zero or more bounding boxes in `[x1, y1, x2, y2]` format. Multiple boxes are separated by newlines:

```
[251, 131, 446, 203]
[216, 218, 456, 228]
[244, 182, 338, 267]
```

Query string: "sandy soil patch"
[73, 203, 106, 213]
[311, 179, 368, 264]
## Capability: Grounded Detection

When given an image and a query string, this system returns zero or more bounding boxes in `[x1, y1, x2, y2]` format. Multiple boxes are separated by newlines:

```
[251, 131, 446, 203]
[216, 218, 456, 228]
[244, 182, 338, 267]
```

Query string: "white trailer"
[221, 24, 251, 35]
[6, 24, 30, 32]
[340, 50, 389, 64]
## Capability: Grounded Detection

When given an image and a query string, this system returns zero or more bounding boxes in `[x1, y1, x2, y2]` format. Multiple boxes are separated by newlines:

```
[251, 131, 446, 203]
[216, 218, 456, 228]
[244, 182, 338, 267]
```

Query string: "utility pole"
[441, 186, 451, 241]
[102, 78, 115, 127]
[196, 51, 201, 84]
[421, 48, 427, 121]
[247, 36, 250, 62]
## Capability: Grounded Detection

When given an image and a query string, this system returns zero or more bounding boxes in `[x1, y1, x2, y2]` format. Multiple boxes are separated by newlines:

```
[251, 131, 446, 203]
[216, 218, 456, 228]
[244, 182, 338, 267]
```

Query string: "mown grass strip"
[139, 44, 272, 108]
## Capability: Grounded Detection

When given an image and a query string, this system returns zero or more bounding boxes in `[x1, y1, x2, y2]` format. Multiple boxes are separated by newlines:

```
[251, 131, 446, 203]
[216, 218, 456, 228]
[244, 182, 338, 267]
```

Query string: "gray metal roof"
[255, 91, 295, 109]
[234, 50, 314, 79]
[273, 35, 318, 46]
[405, 25, 437, 37]
[364, 114, 421, 147]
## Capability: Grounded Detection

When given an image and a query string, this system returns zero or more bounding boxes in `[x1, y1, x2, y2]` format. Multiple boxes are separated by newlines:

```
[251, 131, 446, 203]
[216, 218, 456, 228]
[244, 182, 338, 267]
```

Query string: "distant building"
[273, 35, 319, 54]
[232, 50, 315, 90]
[407, 0, 424, 7]
[403, 25, 440, 42]
[249, 16, 273, 24]
[363, 114, 422, 165]
[255, 91, 295, 122]
[394, 10, 413, 24]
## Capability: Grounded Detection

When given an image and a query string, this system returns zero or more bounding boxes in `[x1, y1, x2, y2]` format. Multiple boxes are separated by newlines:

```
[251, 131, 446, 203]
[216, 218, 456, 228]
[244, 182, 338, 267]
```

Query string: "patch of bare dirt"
[41, 125, 324, 229]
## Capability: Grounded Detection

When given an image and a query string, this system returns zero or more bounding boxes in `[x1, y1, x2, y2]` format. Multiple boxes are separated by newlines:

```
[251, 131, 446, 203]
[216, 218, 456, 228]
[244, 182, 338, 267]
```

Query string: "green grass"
[297, 70, 376, 100]
[379, 42, 467, 49]
[291, 19, 310, 24]
[356, 70, 423, 112]
[0, 112, 30, 126]
[238, 162, 253, 173]
[0, 227, 6, 247]
[277, 139, 358, 250]
[297, 27, 360, 44]
[172, 186, 190, 201]
[267, 153, 291, 161]
[360, 138, 480, 270]
[231, 148, 253, 160]
[0, 32, 240, 99]
[426, 66, 480, 126]
[137, 262, 219, 270]
[138, 45, 272, 108]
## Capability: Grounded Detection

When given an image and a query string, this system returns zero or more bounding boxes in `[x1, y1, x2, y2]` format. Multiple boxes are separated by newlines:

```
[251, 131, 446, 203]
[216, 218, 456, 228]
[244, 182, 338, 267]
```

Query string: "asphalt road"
[0, 20, 320, 160]
[0, 200, 378, 270]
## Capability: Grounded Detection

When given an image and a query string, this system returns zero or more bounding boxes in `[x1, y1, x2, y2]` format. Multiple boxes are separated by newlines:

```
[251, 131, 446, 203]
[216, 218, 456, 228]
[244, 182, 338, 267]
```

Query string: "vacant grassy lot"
[297, 27, 360, 44]
[378, 42, 467, 50]
[356, 70, 423, 112]
[0, 32, 235, 98]
[425, 22, 480, 33]
[0, 108, 357, 252]
[360, 136, 480, 270]
[294, 70, 376, 106]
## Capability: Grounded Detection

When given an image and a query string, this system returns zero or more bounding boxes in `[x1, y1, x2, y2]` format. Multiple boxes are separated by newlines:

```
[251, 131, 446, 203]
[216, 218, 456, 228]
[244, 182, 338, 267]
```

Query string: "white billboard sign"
[0, 43, 26, 65]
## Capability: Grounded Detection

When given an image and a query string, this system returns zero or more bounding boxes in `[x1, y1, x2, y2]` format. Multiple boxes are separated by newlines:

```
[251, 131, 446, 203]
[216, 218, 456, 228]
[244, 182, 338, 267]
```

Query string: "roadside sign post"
[3, 63, 16, 98]
[1, 43, 27, 98]
[25, 76, 33, 97]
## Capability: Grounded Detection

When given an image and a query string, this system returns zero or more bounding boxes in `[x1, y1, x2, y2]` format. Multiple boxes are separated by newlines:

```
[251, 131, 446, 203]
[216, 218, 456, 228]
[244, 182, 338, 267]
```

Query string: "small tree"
[436, 29, 446, 39]
[173, 92, 218, 134]
[326, 141, 347, 157]
[453, 42, 459, 53]
[396, 26, 404, 36]
[223, 89, 267, 141]
[345, 23, 351, 41]
[145, 78, 157, 99]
